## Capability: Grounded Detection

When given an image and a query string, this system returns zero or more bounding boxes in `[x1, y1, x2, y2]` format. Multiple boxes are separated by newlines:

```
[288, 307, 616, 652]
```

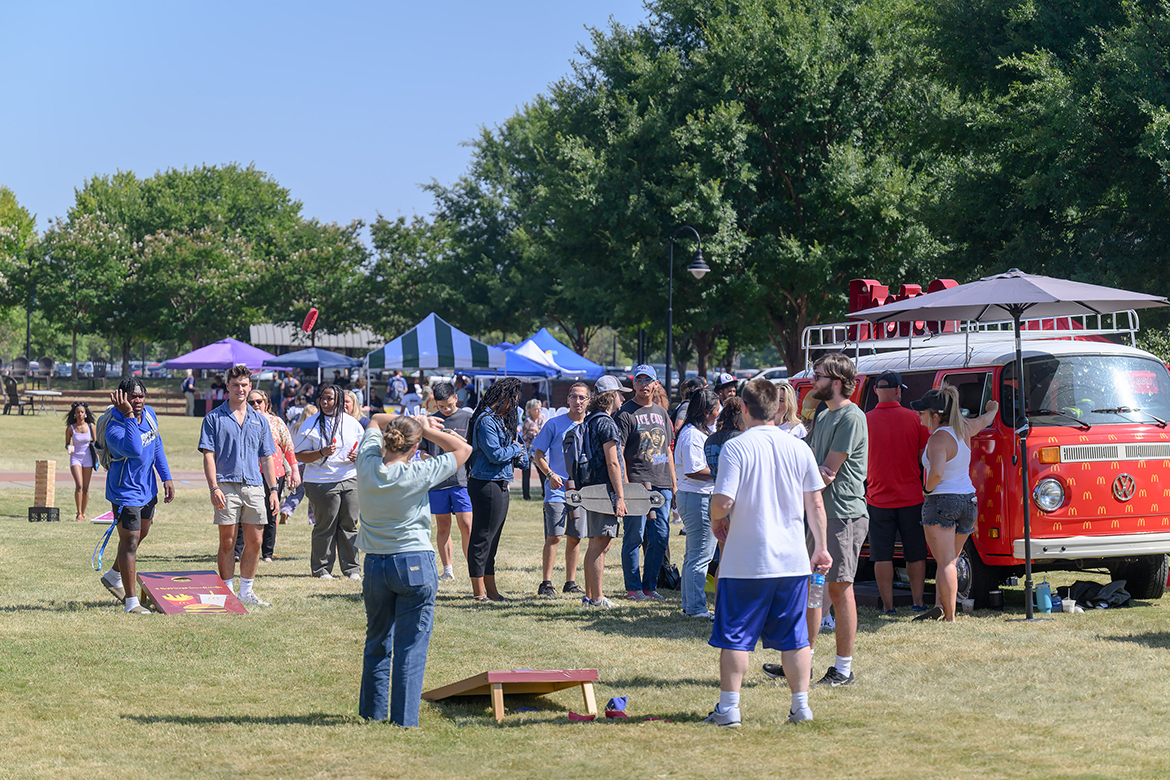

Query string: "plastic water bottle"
[807, 573, 826, 610]
[1036, 581, 1053, 613]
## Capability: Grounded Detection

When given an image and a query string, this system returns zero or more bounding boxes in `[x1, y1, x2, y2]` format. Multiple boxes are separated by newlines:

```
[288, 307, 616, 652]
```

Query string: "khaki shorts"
[212, 482, 267, 526]
[807, 515, 869, 583]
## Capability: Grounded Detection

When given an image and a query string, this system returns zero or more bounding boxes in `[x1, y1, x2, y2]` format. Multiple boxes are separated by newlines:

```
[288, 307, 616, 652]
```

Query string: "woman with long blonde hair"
[910, 384, 998, 622]
[774, 382, 806, 439]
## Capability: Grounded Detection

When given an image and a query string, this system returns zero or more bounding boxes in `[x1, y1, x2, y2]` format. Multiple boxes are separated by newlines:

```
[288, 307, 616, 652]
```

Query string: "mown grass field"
[3, 414, 1170, 779]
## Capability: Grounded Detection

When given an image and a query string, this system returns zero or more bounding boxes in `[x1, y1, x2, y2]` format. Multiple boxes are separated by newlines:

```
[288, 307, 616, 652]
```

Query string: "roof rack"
[802, 310, 1140, 371]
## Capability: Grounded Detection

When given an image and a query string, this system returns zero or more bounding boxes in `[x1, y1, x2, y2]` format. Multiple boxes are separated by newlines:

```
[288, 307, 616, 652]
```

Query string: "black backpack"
[563, 411, 606, 487]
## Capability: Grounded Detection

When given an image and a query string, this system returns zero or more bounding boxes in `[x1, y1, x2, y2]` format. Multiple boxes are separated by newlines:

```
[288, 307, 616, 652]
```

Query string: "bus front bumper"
[1013, 533, 1170, 559]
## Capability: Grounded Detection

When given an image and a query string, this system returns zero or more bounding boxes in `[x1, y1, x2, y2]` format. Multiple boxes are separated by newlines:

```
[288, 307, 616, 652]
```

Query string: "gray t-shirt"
[810, 402, 869, 520]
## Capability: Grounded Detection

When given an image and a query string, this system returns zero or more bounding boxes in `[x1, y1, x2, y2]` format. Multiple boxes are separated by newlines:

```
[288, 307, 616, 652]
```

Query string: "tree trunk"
[121, 338, 131, 380]
[71, 329, 78, 385]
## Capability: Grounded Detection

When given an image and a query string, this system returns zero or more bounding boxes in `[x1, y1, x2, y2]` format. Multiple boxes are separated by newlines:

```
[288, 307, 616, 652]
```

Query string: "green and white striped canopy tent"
[365, 313, 506, 370]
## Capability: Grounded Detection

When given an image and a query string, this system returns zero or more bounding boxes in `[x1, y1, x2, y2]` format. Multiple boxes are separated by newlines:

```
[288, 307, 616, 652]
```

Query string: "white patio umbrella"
[849, 269, 1169, 619]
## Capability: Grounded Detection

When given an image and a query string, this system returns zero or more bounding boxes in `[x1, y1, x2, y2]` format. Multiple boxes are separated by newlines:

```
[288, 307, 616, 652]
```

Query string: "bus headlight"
[1033, 478, 1065, 513]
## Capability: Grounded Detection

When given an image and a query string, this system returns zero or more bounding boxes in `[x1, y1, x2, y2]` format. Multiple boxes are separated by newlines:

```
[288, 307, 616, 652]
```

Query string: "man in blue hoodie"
[99, 377, 175, 614]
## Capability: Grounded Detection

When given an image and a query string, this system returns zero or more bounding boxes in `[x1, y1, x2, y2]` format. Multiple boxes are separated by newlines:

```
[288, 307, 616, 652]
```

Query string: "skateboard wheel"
[566, 491, 581, 504]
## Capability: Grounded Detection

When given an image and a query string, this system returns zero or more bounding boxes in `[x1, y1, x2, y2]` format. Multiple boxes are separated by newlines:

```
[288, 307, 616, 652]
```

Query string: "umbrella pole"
[1014, 313, 1035, 620]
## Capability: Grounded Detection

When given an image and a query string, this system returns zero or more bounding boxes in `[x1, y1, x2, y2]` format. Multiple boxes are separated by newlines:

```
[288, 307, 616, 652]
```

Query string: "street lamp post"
[666, 225, 710, 402]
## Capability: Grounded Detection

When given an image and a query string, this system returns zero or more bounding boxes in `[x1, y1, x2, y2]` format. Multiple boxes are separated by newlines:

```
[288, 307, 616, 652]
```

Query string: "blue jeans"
[678, 491, 714, 615]
[621, 489, 672, 592]
[359, 551, 437, 726]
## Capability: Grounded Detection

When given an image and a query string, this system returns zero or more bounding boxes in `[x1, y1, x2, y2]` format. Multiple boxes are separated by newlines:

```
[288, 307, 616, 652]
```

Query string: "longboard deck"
[564, 483, 665, 516]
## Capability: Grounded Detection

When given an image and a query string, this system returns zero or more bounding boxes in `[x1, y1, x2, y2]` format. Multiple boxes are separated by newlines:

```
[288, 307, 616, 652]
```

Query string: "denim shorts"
[921, 493, 977, 535]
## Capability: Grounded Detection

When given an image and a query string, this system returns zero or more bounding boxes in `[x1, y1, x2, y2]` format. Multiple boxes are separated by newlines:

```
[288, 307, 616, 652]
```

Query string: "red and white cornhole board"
[137, 570, 249, 615]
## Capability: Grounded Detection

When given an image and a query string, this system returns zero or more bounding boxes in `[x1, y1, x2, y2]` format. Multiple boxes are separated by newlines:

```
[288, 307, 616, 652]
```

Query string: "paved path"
[0, 469, 208, 490]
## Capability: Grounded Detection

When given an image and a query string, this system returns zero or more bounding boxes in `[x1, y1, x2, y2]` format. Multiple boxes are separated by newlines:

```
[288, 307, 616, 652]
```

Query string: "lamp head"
[687, 248, 710, 280]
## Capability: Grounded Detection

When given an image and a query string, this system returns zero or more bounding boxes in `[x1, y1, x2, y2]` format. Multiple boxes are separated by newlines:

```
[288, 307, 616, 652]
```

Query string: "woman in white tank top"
[65, 402, 97, 522]
[910, 385, 998, 622]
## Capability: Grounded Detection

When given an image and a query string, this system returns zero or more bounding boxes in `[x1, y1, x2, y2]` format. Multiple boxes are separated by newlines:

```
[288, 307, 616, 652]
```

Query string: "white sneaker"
[592, 596, 617, 608]
[700, 705, 741, 728]
[238, 592, 270, 607]
[438, 572, 455, 581]
[347, 572, 361, 581]
[317, 573, 335, 580]
[820, 613, 836, 631]
[787, 707, 814, 724]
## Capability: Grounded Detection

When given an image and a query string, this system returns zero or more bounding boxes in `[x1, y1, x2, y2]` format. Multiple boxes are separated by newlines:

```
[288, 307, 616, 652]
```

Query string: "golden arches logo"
[1083, 521, 1093, 530]
[1048, 437, 1058, 443]
[1097, 477, 1107, 486]
[1052, 521, 1062, 531]
[1112, 519, 1121, 527]
[1108, 434, 1119, 441]
[1082, 463, 1092, 470]
[1098, 506, 1107, 515]
[1139, 461, 1147, 469]
[1140, 489, 1148, 498]
[1125, 505, 1135, 514]
[1111, 461, 1120, 469]
[1068, 507, 1078, 517]
[1139, 518, 1146, 527]
[1080, 436, 1090, 443]
[1068, 477, 1077, 486]
[1083, 491, 1092, 500]
[1153, 473, 1161, 482]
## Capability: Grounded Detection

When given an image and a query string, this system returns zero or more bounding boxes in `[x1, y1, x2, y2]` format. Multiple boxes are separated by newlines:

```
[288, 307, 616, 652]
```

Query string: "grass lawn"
[3, 417, 1170, 778]
[0, 412, 208, 472]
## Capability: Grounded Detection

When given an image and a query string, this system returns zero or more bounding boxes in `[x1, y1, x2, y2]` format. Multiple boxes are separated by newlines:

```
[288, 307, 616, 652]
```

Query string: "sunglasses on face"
[248, 398, 266, 407]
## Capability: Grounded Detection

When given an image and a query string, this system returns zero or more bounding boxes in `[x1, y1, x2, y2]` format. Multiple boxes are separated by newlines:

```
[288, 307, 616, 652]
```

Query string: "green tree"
[0, 186, 35, 311]
[34, 213, 132, 380]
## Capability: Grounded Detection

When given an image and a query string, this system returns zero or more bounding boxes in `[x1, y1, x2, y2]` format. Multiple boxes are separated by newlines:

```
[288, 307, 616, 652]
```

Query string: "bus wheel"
[956, 539, 996, 609]
[1112, 555, 1168, 600]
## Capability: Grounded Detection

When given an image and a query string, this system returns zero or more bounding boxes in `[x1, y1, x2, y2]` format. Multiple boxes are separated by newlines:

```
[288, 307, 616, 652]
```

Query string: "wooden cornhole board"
[423, 669, 599, 722]
[137, 570, 248, 615]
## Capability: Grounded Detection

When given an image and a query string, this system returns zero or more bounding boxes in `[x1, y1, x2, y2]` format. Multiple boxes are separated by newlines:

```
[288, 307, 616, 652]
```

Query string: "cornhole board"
[565, 483, 664, 516]
[423, 669, 599, 722]
[137, 570, 248, 615]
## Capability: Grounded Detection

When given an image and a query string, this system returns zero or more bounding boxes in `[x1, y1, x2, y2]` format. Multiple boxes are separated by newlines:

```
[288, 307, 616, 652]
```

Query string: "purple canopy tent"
[164, 338, 288, 371]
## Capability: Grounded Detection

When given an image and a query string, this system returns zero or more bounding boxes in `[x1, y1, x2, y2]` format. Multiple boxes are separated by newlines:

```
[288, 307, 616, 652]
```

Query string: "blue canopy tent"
[263, 347, 363, 385]
[519, 328, 605, 380]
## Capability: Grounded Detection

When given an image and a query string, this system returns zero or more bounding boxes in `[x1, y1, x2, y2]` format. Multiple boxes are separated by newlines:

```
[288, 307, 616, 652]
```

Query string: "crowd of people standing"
[91, 351, 996, 728]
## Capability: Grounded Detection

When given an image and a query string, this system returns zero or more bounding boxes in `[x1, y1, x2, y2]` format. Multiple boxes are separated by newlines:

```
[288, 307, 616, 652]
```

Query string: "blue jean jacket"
[468, 412, 524, 482]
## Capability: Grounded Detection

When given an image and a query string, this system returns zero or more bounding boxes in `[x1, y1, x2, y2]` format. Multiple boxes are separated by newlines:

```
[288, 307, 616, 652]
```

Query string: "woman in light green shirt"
[357, 413, 470, 727]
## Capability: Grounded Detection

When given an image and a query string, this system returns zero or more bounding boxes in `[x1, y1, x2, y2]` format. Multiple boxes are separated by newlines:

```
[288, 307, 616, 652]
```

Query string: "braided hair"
[465, 377, 522, 476]
[316, 383, 346, 444]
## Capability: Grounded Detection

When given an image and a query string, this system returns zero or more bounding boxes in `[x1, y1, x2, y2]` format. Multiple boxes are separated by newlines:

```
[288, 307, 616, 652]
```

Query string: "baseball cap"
[874, 370, 905, 389]
[716, 372, 737, 389]
[633, 364, 657, 381]
[596, 375, 634, 394]
[910, 388, 950, 415]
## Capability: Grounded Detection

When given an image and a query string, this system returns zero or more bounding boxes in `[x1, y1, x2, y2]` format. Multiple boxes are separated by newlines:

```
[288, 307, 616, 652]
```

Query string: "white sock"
[718, 690, 740, 711]
[835, 655, 852, 676]
[443, 565, 454, 576]
[791, 691, 809, 712]
[223, 577, 234, 593]
[240, 577, 254, 597]
[104, 569, 122, 586]
[124, 596, 140, 612]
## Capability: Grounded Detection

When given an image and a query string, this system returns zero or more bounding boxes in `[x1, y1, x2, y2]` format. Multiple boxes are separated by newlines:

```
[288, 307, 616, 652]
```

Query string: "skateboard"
[564, 483, 665, 516]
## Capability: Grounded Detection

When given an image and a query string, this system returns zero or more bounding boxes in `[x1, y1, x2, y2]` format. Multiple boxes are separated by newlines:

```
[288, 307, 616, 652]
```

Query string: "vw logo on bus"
[1112, 473, 1137, 502]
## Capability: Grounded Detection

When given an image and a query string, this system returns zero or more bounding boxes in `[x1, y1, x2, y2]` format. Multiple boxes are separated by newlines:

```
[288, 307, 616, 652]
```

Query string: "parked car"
[54, 363, 72, 378]
[750, 366, 789, 384]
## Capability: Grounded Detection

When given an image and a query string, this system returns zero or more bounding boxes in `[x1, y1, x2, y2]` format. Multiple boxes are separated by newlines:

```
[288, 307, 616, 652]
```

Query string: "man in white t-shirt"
[701, 379, 831, 728]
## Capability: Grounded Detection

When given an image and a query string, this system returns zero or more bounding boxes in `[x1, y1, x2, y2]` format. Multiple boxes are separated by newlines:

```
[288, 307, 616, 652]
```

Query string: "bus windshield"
[1000, 354, 1170, 427]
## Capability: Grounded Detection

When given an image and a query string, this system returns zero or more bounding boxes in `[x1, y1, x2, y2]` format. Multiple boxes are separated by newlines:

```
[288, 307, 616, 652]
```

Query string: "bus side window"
[941, 372, 993, 418]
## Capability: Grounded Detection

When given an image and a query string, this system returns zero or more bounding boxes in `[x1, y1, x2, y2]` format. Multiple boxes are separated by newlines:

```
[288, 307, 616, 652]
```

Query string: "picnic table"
[25, 389, 62, 414]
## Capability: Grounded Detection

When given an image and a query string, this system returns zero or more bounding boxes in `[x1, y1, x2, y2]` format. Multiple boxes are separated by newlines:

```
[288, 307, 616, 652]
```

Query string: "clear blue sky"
[1, 1, 650, 231]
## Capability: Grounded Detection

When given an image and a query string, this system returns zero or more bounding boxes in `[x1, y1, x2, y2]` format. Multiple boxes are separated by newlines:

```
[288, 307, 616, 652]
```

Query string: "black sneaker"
[537, 582, 557, 598]
[912, 605, 944, 622]
[814, 666, 855, 687]
[562, 581, 584, 595]
[762, 663, 786, 680]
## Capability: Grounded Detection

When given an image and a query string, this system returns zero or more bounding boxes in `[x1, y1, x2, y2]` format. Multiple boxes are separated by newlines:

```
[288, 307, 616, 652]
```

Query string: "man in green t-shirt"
[807, 353, 868, 687]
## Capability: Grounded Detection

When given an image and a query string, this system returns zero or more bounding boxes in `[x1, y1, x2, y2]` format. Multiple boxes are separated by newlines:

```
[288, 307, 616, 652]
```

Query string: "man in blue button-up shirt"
[199, 364, 278, 607]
